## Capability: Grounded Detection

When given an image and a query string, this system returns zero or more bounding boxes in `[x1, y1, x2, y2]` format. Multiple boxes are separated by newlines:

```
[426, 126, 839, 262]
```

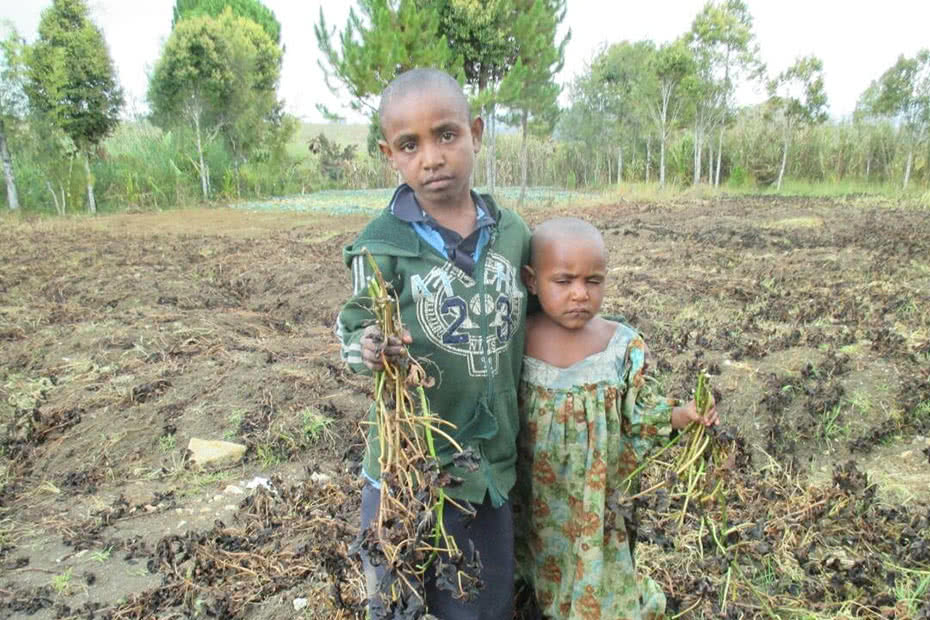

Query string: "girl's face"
[523, 236, 607, 331]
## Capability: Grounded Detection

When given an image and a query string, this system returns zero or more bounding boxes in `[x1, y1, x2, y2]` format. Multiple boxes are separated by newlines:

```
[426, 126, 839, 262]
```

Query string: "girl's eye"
[440, 131, 455, 142]
[400, 142, 416, 153]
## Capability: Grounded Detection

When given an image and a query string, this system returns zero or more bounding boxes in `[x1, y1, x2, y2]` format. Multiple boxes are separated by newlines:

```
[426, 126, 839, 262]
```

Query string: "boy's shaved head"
[379, 68, 471, 131]
[530, 217, 605, 267]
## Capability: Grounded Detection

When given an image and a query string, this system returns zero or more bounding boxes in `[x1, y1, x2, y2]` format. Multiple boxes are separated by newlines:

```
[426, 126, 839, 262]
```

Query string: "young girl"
[513, 217, 718, 620]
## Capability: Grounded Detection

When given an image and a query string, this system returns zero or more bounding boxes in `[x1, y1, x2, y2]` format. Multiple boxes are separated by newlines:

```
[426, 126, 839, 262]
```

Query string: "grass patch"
[51, 567, 73, 595]
[300, 408, 334, 444]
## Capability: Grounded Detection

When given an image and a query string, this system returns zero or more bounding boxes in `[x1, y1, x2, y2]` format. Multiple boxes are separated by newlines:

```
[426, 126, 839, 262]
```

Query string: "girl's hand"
[671, 398, 718, 429]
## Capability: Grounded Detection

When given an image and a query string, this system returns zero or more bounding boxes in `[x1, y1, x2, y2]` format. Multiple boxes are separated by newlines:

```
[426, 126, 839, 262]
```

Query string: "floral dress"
[514, 322, 675, 620]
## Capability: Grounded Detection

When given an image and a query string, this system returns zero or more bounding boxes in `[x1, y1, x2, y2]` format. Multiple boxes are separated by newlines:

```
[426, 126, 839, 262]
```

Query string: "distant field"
[297, 122, 369, 148]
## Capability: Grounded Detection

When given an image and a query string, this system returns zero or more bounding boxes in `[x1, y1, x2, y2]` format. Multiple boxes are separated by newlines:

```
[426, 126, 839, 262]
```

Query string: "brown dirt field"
[1, 197, 928, 619]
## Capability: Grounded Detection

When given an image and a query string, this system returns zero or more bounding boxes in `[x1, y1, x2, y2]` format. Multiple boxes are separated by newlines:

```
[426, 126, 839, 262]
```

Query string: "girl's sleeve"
[620, 334, 676, 461]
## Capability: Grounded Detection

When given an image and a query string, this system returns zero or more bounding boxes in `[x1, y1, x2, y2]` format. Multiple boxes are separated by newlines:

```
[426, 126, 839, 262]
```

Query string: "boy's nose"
[421, 141, 444, 169]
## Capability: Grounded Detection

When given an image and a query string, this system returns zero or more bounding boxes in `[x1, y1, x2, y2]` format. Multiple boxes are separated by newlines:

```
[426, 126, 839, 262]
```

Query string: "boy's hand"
[671, 398, 718, 430]
[360, 325, 413, 371]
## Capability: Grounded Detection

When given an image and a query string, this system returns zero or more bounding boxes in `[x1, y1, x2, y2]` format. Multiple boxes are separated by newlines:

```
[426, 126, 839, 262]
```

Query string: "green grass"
[158, 434, 176, 453]
[51, 567, 73, 594]
[300, 408, 335, 444]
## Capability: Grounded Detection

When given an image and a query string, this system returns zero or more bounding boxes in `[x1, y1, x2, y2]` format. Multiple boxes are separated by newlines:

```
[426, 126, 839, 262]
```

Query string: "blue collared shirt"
[388, 184, 494, 275]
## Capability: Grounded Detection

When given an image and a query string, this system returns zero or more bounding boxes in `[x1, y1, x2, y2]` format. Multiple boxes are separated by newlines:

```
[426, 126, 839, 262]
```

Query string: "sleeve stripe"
[352, 255, 366, 295]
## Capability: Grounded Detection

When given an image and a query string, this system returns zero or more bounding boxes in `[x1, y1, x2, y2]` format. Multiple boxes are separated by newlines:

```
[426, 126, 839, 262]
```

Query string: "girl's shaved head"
[530, 217, 605, 267]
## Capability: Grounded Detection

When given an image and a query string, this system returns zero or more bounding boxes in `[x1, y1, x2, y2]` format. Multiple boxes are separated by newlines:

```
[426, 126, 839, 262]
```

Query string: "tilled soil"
[1, 197, 928, 619]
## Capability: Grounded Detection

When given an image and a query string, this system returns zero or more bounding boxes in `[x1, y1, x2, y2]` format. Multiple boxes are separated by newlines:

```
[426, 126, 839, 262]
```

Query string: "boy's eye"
[400, 142, 416, 153]
[440, 131, 455, 143]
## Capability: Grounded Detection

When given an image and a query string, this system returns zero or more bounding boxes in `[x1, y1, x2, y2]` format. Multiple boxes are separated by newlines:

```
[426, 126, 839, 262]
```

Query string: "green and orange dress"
[514, 321, 675, 620]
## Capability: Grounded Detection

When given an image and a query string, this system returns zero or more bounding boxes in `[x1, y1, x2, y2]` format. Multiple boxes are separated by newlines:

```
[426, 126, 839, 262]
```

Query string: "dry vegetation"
[0, 196, 928, 619]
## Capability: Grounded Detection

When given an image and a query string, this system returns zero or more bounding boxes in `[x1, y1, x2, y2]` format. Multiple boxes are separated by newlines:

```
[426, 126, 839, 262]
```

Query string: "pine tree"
[497, 0, 568, 206]
[314, 0, 460, 117]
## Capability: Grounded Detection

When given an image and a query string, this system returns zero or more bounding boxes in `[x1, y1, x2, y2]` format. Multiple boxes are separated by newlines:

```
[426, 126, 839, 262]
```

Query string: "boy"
[335, 68, 531, 619]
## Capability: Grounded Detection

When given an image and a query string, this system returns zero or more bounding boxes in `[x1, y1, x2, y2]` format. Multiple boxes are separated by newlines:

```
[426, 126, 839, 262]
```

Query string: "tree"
[317, 0, 527, 193]
[315, 0, 460, 116]
[172, 0, 281, 46]
[0, 26, 27, 210]
[689, 0, 762, 186]
[646, 39, 694, 186]
[870, 50, 930, 189]
[434, 0, 523, 192]
[149, 8, 283, 200]
[25, 0, 123, 214]
[497, 0, 568, 206]
[582, 41, 654, 184]
[766, 55, 828, 190]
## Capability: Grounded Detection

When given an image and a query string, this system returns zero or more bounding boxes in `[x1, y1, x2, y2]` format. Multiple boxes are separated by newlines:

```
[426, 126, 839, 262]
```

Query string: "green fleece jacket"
[336, 194, 531, 505]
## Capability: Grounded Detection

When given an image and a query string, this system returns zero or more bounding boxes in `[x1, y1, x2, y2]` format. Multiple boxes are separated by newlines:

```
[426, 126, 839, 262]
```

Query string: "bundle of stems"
[622, 370, 729, 524]
[362, 251, 480, 613]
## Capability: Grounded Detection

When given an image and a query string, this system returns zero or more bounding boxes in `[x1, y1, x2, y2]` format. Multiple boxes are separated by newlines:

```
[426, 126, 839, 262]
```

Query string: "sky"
[4, 0, 930, 123]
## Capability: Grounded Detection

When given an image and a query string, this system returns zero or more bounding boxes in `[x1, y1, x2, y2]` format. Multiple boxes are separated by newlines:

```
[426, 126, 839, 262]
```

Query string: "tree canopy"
[172, 0, 281, 46]
[314, 0, 460, 115]
[26, 0, 123, 152]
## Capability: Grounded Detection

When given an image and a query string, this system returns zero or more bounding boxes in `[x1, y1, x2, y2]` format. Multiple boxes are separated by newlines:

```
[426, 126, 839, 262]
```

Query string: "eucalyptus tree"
[870, 50, 930, 189]
[0, 27, 26, 210]
[689, 0, 762, 186]
[766, 55, 828, 190]
[25, 0, 123, 214]
[647, 39, 695, 186]
[580, 40, 655, 183]
[149, 9, 283, 199]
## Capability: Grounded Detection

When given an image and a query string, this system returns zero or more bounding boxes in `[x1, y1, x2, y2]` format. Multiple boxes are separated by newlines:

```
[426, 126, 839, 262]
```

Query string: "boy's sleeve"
[335, 249, 394, 376]
[620, 335, 676, 461]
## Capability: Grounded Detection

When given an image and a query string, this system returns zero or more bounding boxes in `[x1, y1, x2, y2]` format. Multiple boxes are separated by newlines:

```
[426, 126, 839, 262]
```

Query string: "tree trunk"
[645, 137, 651, 184]
[693, 125, 702, 186]
[715, 128, 723, 187]
[83, 150, 97, 214]
[0, 121, 19, 210]
[194, 111, 209, 200]
[485, 102, 497, 194]
[659, 134, 666, 186]
[518, 109, 528, 208]
[903, 148, 913, 189]
[707, 140, 713, 184]
[46, 180, 61, 214]
[865, 155, 871, 179]
[617, 146, 623, 185]
[776, 135, 789, 191]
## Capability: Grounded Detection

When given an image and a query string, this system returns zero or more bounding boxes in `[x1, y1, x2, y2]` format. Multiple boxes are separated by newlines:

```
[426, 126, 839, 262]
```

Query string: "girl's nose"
[570, 282, 589, 300]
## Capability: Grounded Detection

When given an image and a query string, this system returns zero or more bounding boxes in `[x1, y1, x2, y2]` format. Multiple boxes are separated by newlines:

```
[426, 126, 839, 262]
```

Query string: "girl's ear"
[522, 265, 537, 294]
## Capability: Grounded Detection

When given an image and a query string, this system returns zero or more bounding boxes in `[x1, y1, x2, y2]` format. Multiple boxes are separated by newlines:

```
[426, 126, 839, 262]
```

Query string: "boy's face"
[379, 87, 483, 211]
[523, 236, 607, 331]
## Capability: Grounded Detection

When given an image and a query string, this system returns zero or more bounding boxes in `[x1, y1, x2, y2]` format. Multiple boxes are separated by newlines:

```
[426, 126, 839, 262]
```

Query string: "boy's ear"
[378, 140, 396, 168]
[470, 116, 484, 152]
[521, 264, 537, 294]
